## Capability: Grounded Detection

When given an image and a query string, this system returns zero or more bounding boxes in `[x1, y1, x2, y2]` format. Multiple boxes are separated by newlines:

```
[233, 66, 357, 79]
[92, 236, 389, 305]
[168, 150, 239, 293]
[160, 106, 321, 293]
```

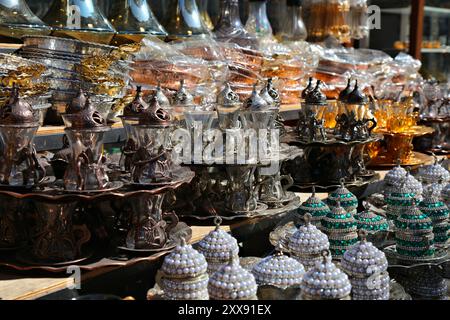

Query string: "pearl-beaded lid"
[404, 172, 423, 198]
[197, 217, 239, 262]
[208, 254, 258, 300]
[252, 248, 305, 288]
[300, 251, 352, 300]
[298, 186, 331, 222]
[289, 213, 330, 256]
[161, 240, 208, 279]
[418, 157, 450, 184]
[327, 180, 358, 212]
[356, 203, 389, 233]
[341, 231, 388, 277]
[384, 162, 407, 186]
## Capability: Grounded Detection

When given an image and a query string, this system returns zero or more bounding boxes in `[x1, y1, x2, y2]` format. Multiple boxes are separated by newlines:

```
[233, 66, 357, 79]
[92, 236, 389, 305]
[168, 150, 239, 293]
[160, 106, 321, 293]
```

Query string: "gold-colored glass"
[162, 0, 210, 41]
[42, 0, 116, 45]
[0, 0, 51, 41]
[108, 0, 167, 46]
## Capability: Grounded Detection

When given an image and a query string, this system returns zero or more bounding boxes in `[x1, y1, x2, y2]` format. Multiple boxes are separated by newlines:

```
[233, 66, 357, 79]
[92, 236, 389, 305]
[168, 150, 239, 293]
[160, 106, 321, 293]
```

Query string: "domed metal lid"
[300, 250, 352, 300]
[153, 83, 171, 108]
[404, 170, 423, 198]
[123, 86, 148, 118]
[347, 81, 369, 104]
[66, 88, 87, 115]
[305, 80, 327, 105]
[217, 83, 240, 107]
[197, 217, 239, 262]
[385, 177, 416, 209]
[138, 95, 173, 127]
[384, 160, 407, 186]
[0, 85, 37, 127]
[341, 230, 388, 277]
[260, 78, 280, 109]
[68, 97, 107, 130]
[298, 186, 331, 220]
[396, 204, 433, 231]
[301, 77, 314, 99]
[161, 238, 208, 279]
[173, 80, 194, 106]
[208, 253, 258, 300]
[338, 79, 353, 102]
[289, 213, 330, 256]
[419, 185, 449, 220]
[322, 201, 358, 233]
[244, 84, 270, 111]
[252, 245, 305, 288]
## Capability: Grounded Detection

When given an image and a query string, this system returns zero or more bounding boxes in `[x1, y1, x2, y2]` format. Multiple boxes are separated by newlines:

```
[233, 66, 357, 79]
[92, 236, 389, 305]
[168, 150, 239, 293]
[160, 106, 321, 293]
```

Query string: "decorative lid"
[217, 83, 240, 106]
[301, 77, 314, 99]
[0, 85, 37, 126]
[347, 81, 368, 104]
[260, 78, 280, 109]
[197, 217, 239, 264]
[288, 214, 330, 257]
[297, 187, 331, 225]
[252, 246, 305, 288]
[341, 231, 388, 278]
[305, 80, 327, 105]
[418, 156, 450, 184]
[338, 79, 353, 102]
[442, 183, 450, 203]
[244, 84, 270, 111]
[300, 250, 352, 300]
[208, 254, 258, 300]
[404, 171, 423, 198]
[173, 80, 194, 106]
[384, 161, 407, 187]
[138, 95, 173, 127]
[355, 203, 389, 233]
[153, 83, 171, 108]
[327, 180, 359, 213]
[385, 179, 416, 210]
[123, 86, 148, 118]
[322, 201, 358, 234]
[419, 187, 449, 223]
[161, 239, 208, 279]
[395, 205, 433, 234]
[66, 97, 107, 130]
[66, 88, 87, 114]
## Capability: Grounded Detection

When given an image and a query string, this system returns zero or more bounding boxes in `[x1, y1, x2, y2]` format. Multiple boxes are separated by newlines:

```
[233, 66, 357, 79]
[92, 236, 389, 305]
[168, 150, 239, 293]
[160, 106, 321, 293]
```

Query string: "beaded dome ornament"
[300, 250, 352, 300]
[418, 155, 450, 186]
[252, 244, 305, 289]
[197, 217, 240, 275]
[288, 213, 330, 270]
[341, 230, 390, 300]
[297, 186, 331, 229]
[322, 201, 358, 258]
[418, 184, 449, 246]
[395, 204, 435, 260]
[404, 169, 423, 200]
[327, 180, 359, 215]
[159, 239, 209, 300]
[383, 160, 407, 196]
[385, 178, 416, 221]
[356, 202, 389, 234]
[208, 252, 258, 300]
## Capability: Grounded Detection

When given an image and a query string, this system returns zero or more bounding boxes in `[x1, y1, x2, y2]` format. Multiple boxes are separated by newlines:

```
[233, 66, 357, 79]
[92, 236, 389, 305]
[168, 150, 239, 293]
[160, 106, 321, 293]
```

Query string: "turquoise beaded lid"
[419, 186, 449, 246]
[385, 177, 416, 221]
[355, 203, 389, 234]
[327, 180, 358, 213]
[297, 186, 331, 228]
[395, 204, 435, 259]
[322, 201, 358, 257]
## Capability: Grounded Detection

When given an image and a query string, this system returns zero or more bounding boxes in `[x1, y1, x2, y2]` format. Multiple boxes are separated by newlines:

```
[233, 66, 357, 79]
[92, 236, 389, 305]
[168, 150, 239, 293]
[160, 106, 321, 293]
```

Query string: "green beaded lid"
[327, 180, 358, 212]
[356, 203, 389, 233]
[395, 205, 433, 232]
[322, 201, 358, 233]
[385, 177, 416, 209]
[419, 197, 449, 221]
[298, 186, 331, 222]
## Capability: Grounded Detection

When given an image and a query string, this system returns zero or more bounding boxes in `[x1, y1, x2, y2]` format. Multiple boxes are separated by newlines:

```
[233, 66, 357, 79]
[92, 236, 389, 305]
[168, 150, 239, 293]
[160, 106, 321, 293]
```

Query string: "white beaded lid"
[197, 217, 239, 263]
[442, 183, 450, 203]
[341, 231, 389, 277]
[404, 172, 423, 198]
[161, 240, 208, 279]
[288, 213, 330, 257]
[418, 157, 450, 184]
[252, 248, 305, 288]
[208, 255, 258, 300]
[384, 163, 407, 187]
[300, 251, 352, 300]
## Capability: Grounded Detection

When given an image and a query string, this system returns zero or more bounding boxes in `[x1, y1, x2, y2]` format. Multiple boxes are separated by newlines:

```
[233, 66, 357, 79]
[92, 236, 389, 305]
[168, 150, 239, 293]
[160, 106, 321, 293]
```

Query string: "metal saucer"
[15, 247, 94, 267]
[383, 244, 449, 266]
[51, 181, 124, 194]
